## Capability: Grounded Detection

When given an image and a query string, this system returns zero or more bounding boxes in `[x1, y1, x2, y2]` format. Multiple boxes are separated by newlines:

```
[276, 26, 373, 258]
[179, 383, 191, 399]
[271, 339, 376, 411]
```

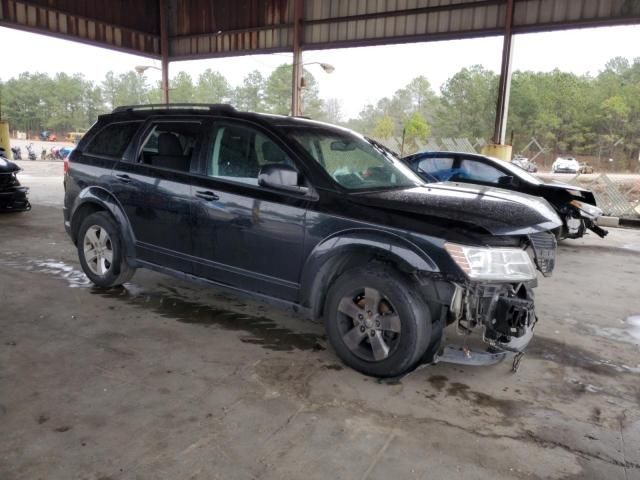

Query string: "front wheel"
[77, 212, 135, 288]
[324, 265, 432, 378]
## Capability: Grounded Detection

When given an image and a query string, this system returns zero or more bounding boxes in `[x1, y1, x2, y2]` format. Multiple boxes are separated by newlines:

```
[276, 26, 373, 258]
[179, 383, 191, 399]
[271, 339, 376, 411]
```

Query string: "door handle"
[195, 190, 219, 201]
[115, 174, 131, 183]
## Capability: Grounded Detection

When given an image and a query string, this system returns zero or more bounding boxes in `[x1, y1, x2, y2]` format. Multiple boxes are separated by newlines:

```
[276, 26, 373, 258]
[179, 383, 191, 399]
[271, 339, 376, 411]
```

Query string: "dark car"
[403, 151, 607, 240]
[64, 105, 561, 377]
[0, 154, 31, 212]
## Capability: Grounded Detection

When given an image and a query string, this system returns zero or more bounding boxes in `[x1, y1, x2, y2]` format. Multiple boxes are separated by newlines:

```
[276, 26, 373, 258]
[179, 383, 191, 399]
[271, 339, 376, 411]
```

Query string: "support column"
[160, 0, 170, 105]
[484, 0, 515, 161]
[291, 0, 303, 116]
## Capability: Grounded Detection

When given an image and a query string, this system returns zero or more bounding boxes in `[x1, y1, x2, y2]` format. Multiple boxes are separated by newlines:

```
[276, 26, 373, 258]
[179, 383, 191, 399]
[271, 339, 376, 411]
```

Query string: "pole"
[159, 0, 170, 105]
[291, 0, 303, 116]
[492, 0, 515, 145]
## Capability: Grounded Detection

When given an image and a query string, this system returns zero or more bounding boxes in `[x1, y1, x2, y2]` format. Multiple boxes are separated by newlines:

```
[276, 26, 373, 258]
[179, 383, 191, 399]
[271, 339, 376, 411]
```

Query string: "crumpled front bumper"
[435, 281, 536, 367]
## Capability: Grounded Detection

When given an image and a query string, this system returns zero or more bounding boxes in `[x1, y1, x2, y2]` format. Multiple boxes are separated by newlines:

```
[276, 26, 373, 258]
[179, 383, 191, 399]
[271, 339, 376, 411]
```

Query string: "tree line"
[0, 64, 330, 135]
[347, 57, 640, 166]
[1, 56, 638, 166]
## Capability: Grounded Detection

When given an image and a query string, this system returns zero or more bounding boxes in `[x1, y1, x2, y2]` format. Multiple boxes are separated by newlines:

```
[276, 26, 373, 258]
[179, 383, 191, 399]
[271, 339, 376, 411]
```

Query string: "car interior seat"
[218, 130, 259, 178]
[151, 132, 190, 171]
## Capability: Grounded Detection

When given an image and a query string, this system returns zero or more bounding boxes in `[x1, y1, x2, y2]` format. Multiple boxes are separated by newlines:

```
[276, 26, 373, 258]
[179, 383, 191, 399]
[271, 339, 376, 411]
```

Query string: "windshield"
[284, 126, 422, 191]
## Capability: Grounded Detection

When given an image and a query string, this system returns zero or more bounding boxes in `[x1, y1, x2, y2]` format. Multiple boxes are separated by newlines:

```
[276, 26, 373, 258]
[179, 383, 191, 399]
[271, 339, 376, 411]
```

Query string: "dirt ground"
[1, 165, 640, 479]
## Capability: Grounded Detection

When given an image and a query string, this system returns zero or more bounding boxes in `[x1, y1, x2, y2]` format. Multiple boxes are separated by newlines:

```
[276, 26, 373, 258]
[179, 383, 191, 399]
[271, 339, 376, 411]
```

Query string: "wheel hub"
[83, 225, 113, 276]
[337, 288, 401, 362]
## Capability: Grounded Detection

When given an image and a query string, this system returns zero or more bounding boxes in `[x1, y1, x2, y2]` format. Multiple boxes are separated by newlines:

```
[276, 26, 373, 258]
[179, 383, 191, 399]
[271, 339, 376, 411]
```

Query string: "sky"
[1, 25, 639, 119]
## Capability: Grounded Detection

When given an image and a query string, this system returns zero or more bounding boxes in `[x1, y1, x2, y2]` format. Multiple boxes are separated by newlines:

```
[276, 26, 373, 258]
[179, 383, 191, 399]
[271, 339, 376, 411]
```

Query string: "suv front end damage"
[440, 281, 536, 366]
[434, 231, 556, 368]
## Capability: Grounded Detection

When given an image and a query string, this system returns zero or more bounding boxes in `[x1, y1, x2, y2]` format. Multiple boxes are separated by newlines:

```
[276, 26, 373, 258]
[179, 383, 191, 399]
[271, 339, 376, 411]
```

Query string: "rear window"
[85, 122, 141, 158]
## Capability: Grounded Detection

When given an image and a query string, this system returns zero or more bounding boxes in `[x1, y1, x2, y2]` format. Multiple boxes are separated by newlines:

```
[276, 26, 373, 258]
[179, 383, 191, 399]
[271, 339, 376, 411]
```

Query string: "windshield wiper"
[364, 137, 400, 158]
[416, 167, 438, 183]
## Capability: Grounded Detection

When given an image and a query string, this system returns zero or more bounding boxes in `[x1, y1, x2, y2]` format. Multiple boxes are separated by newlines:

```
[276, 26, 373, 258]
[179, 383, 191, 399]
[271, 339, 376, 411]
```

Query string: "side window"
[458, 159, 504, 184]
[85, 122, 140, 158]
[207, 123, 295, 186]
[137, 122, 202, 172]
[417, 157, 456, 181]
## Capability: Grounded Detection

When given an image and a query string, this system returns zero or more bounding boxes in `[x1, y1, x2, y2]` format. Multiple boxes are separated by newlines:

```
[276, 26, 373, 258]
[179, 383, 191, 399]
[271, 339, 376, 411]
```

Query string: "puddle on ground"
[622, 243, 640, 253]
[0, 257, 91, 288]
[626, 315, 640, 341]
[1, 255, 325, 353]
[564, 315, 640, 347]
[92, 285, 326, 353]
[527, 335, 640, 375]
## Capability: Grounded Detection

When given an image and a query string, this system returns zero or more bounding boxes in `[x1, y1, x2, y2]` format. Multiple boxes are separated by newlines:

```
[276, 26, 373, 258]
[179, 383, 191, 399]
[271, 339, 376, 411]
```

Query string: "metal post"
[159, 0, 170, 105]
[291, 0, 303, 116]
[492, 0, 515, 145]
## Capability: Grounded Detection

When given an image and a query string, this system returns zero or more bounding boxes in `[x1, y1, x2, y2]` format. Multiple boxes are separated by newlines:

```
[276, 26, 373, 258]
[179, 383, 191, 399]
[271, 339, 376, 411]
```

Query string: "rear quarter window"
[85, 122, 141, 158]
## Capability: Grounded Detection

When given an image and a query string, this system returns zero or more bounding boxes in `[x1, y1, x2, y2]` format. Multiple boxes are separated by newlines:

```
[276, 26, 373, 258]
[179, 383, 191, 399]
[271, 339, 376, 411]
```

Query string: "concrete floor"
[1, 165, 640, 479]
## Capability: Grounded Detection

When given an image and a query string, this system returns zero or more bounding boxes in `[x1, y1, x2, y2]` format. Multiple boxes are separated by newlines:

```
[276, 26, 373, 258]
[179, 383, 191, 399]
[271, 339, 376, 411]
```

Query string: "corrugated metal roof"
[0, 0, 638, 59]
[0, 0, 160, 57]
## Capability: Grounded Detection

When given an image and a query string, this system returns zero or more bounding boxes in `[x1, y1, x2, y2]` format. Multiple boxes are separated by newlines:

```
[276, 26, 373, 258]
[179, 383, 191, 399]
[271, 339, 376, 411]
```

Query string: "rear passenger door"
[109, 118, 205, 273]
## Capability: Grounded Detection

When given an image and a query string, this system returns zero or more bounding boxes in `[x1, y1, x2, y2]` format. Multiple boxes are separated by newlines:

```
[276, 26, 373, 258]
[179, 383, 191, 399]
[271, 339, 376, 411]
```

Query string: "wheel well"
[309, 247, 415, 320]
[70, 202, 106, 244]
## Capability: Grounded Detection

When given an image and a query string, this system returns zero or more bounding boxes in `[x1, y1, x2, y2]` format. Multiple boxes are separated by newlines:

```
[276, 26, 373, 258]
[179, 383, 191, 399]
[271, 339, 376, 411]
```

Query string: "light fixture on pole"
[134, 65, 169, 105]
[292, 61, 336, 116]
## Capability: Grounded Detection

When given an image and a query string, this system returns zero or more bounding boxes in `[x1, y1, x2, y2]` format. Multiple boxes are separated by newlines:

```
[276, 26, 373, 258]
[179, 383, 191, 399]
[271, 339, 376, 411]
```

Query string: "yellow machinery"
[481, 144, 512, 162]
[0, 121, 10, 159]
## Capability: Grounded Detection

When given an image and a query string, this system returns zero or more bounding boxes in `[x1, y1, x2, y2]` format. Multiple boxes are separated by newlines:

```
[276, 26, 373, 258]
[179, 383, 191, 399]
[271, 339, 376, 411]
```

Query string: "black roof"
[103, 103, 349, 131]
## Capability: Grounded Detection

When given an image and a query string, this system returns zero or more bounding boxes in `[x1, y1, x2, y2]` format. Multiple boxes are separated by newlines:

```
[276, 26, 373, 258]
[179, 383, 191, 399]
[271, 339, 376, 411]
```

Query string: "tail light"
[63, 158, 69, 174]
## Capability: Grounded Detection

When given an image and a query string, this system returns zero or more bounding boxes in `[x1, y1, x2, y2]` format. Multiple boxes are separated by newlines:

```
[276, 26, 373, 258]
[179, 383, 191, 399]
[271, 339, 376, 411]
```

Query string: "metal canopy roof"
[1, 0, 639, 60]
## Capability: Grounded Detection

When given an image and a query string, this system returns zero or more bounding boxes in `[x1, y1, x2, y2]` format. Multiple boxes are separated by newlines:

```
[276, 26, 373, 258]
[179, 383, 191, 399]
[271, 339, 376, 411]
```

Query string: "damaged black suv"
[64, 104, 561, 377]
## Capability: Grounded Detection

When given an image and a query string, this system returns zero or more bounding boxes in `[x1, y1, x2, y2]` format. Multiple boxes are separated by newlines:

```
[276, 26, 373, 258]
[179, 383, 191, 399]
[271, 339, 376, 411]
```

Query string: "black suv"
[64, 104, 561, 377]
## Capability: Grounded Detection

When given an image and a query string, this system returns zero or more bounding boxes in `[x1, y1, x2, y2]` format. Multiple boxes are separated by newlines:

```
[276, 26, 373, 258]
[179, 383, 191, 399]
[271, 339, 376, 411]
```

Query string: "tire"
[323, 264, 432, 378]
[77, 211, 135, 288]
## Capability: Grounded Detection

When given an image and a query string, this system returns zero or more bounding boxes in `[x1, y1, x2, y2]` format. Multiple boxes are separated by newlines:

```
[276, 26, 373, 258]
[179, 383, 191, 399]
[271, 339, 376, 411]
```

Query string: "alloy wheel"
[337, 287, 401, 362]
[83, 225, 113, 276]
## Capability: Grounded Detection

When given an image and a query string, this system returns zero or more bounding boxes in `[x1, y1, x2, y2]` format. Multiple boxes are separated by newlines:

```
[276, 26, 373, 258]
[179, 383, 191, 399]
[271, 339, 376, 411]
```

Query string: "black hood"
[350, 183, 562, 236]
[541, 180, 597, 205]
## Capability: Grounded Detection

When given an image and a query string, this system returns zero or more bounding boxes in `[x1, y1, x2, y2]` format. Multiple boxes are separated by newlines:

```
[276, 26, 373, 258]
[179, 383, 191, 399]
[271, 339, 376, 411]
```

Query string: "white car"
[552, 156, 580, 174]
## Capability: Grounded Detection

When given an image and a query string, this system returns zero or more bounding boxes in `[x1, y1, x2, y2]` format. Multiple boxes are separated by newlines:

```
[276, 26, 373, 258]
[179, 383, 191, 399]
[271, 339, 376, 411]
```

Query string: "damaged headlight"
[445, 243, 537, 281]
[569, 200, 602, 219]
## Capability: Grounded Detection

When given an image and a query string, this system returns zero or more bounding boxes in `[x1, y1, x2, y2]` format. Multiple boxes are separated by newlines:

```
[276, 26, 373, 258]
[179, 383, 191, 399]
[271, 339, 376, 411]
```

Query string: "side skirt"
[135, 259, 315, 321]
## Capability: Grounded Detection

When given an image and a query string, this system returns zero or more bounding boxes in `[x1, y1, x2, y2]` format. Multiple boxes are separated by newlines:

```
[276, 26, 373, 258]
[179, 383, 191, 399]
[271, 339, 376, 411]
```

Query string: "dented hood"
[350, 182, 562, 236]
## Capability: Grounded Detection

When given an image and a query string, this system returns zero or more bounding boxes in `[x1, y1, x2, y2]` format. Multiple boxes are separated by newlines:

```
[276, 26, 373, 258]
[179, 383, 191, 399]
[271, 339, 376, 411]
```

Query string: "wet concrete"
[1, 199, 640, 479]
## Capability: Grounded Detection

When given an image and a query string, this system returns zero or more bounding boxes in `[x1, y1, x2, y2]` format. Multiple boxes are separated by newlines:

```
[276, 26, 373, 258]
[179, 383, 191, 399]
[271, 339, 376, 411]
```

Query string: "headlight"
[569, 200, 602, 219]
[445, 243, 537, 281]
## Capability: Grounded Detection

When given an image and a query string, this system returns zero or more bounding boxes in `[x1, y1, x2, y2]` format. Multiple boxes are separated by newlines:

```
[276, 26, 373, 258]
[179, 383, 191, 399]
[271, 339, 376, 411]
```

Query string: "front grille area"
[528, 231, 557, 276]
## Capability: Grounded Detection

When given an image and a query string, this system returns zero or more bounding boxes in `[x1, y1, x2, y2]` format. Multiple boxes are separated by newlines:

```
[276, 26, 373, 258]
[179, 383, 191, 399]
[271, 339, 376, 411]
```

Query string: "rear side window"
[85, 122, 141, 158]
[137, 122, 203, 172]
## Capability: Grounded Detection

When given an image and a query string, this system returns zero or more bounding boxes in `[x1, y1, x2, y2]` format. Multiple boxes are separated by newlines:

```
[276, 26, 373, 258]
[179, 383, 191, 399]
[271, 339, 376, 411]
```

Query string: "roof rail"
[112, 103, 236, 113]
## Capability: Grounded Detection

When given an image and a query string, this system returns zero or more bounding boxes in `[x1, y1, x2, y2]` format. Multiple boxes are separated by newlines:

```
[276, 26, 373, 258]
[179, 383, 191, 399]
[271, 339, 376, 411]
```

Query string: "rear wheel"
[77, 212, 135, 288]
[324, 265, 431, 378]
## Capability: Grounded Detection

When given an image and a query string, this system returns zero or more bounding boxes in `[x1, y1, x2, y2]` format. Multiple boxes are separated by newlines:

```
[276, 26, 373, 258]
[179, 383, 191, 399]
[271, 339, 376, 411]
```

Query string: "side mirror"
[498, 175, 517, 187]
[258, 164, 308, 194]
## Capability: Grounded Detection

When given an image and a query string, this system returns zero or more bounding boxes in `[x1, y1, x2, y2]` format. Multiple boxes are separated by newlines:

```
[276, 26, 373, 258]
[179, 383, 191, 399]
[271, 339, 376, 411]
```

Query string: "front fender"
[70, 187, 136, 263]
[299, 229, 439, 318]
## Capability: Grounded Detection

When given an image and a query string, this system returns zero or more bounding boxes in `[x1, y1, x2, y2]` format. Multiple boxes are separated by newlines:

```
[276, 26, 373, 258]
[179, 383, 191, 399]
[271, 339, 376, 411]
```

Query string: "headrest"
[158, 133, 183, 156]
[262, 141, 285, 164]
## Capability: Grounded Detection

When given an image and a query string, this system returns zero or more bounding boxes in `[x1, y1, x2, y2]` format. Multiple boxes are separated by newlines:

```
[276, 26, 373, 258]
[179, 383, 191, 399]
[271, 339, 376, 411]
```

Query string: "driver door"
[190, 120, 310, 301]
